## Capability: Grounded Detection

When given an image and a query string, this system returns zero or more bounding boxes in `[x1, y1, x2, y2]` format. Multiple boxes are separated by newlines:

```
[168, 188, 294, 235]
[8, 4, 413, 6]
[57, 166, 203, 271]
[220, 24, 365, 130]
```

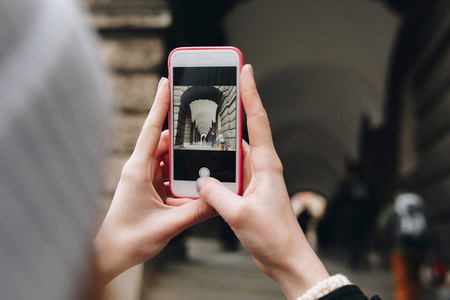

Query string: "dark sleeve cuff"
[318, 285, 376, 300]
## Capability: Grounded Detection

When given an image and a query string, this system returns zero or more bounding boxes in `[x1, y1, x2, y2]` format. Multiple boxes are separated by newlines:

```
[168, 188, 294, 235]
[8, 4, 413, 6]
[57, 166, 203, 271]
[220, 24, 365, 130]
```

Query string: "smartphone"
[168, 47, 243, 198]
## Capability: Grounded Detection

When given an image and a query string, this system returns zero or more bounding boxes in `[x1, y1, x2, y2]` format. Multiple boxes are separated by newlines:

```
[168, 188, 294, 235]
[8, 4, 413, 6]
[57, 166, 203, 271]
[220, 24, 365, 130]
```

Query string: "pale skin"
[94, 64, 330, 299]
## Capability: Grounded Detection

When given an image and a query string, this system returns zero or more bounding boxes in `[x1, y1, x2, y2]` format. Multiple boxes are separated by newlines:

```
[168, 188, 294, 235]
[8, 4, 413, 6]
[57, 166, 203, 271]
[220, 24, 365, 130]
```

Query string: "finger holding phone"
[93, 78, 216, 287]
[196, 64, 330, 300]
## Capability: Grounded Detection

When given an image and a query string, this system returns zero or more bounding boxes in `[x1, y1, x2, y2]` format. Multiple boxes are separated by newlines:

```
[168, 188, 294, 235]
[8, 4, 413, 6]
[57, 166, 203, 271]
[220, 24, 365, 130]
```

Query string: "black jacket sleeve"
[318, 285, 381, 300]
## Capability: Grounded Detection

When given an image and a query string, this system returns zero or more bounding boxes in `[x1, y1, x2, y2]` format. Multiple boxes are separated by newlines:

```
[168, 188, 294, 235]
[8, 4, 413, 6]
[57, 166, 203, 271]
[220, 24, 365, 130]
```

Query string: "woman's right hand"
[196, 64, 330, 300]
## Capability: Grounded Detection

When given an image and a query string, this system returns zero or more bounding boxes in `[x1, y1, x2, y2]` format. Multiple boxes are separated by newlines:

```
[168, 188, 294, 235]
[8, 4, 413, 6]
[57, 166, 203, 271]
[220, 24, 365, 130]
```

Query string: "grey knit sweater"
[0, 0, 110, 299]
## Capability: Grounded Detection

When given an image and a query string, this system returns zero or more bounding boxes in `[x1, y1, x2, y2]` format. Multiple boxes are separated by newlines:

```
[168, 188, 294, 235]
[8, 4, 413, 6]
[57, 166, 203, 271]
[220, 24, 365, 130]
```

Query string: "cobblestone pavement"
[142, 237, 395, 300]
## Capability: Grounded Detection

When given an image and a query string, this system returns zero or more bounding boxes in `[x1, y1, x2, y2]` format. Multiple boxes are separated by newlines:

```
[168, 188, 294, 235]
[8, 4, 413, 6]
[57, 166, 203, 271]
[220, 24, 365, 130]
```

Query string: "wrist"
[270, 244, 329, 300]
[93, 225, 130, 287]
[297, 274, 351, 300]
[93, 233, 117, 287]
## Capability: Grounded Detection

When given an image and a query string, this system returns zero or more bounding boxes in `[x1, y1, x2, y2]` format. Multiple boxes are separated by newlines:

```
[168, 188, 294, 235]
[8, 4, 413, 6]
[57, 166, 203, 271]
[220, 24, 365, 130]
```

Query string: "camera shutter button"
[199, 167, 210, 177]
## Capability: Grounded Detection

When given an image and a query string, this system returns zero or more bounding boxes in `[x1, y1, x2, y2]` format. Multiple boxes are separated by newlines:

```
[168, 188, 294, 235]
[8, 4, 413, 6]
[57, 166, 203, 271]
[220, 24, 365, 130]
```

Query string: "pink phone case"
[168, 46, 243, 198]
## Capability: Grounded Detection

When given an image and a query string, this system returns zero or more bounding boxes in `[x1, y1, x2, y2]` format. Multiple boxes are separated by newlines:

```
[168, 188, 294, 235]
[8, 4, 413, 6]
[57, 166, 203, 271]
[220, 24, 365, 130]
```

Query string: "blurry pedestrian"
[378, 193, 430, 300]
[338, 172, 377, 269]
[218, 133, 226, 150]
[291, 191, 327, 250]
[210, 129, 216, 148]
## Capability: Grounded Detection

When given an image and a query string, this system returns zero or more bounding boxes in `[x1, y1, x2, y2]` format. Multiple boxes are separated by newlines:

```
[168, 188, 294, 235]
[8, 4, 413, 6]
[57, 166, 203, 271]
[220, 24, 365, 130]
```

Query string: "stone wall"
[216, 86, 237, 149]
[83, 0, 171, 203]
[172, 85, 191, 147]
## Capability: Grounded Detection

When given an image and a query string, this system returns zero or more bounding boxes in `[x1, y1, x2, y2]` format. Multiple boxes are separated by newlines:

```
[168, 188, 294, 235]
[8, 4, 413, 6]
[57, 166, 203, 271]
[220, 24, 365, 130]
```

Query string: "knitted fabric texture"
[296, 274, 351, 300]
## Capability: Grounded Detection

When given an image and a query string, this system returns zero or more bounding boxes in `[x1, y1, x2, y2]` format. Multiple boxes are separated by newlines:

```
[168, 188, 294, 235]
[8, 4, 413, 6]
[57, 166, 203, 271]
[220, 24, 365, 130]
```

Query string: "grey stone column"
[216, 86, 237, 149]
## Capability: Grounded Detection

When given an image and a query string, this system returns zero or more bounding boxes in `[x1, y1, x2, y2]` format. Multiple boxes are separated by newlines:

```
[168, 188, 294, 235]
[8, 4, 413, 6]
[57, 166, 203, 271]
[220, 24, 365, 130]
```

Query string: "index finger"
[132, 78, 169, 164]
[240, 65, 275, 149]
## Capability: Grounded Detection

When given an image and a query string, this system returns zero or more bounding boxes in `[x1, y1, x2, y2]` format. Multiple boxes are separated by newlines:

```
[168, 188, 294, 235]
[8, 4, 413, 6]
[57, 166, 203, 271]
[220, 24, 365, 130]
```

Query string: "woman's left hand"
[93, 78, 216, 286]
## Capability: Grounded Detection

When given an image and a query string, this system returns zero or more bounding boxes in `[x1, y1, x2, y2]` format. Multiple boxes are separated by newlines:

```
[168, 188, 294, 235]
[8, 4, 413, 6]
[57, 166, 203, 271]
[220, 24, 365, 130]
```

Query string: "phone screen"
[172, 66, 237, 182]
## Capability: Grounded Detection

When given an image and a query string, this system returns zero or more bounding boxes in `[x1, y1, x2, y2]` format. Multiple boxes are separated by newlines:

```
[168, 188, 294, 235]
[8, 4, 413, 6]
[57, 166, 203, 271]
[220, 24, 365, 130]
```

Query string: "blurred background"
[81, 0, 450, 299]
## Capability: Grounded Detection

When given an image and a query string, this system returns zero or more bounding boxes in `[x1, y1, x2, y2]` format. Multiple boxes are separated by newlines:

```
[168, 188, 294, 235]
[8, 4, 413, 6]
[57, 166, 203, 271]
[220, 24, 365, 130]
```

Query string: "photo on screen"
[172, 85, 237, 152]
[171, 66, 238, 181]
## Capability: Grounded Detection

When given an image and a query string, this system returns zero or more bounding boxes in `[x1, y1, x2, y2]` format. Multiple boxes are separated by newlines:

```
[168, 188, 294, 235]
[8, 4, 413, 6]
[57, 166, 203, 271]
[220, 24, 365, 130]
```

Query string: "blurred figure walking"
[291, 191, 327, 250]
[379, 193, 429, 300]
[338, 173, 377, 269]
[210, 129, 216, 148]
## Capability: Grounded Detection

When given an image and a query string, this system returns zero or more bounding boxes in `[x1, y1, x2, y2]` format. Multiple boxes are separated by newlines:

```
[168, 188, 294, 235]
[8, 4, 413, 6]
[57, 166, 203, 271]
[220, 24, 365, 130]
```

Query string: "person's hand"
[93, 78, 216, 286]
[196, 65, 330, 300]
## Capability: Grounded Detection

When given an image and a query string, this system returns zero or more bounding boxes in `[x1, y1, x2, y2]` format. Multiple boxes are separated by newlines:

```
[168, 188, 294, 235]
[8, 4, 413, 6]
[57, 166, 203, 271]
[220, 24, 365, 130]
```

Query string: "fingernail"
[248, 64, 254, 77]
[196, 177, 209, 192]
[157, 77, 166, 91]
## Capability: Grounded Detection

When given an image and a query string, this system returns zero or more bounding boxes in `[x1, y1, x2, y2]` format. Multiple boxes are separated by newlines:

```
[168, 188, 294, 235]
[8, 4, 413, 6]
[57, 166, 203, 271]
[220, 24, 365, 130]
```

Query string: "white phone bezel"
[169, 49, 241, 198]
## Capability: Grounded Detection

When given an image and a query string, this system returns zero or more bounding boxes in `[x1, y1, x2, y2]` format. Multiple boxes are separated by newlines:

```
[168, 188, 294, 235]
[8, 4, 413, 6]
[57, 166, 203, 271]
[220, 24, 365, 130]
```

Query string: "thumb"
[196, 177, 242, 219]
